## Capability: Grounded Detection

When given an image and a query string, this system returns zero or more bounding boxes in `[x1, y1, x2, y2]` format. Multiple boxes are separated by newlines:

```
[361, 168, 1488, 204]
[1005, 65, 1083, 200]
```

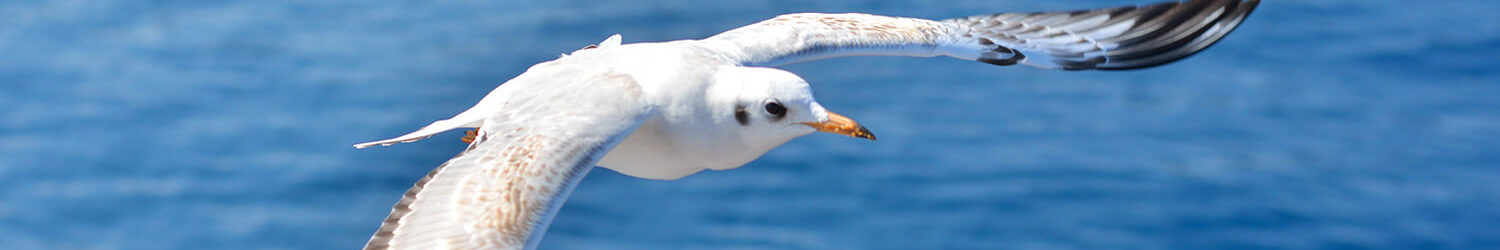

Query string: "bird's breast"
[595, 116, 750, 180]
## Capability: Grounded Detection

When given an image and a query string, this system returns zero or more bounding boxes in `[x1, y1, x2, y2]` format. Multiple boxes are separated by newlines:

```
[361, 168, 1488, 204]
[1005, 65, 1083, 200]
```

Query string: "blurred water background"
[3, 0, 1498, 249]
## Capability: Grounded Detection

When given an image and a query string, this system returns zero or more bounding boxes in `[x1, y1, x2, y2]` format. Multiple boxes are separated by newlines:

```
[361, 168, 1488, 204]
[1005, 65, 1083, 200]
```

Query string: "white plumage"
[355, 0, 1258, 249]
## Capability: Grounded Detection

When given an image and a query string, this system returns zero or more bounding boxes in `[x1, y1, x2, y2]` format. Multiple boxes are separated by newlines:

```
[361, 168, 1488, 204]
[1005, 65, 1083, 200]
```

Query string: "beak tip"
[856, 127, 876, 141]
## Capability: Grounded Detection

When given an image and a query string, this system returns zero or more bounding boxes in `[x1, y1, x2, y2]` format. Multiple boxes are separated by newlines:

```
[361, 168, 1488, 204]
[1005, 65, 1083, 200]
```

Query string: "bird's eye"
[764, 101, 787, 118]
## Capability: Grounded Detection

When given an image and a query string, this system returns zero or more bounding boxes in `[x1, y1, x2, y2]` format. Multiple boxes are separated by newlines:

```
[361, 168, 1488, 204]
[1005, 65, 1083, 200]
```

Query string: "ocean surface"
[2, 0, 1498, 249]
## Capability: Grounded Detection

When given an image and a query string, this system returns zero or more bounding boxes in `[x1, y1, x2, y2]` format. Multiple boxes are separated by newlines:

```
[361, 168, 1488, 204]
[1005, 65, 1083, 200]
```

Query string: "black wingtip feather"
[950, 0, 1259, 71]
[1095, 0, 1259, 70]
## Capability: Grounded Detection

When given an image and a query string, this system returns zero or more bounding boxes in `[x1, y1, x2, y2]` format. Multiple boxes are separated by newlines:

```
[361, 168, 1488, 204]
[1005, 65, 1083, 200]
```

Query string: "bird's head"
[597, 66, 875, 179]
[709, 67, 874, 151]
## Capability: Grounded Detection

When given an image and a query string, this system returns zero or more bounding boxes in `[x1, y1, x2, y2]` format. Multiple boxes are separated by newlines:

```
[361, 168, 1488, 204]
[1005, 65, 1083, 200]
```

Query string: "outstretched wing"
[362, 64, 651, 250]
[703, 0, 1258, 70]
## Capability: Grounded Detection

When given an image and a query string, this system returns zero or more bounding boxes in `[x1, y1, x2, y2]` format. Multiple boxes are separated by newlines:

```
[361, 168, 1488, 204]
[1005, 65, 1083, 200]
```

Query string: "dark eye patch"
[734, 104, 750, 126]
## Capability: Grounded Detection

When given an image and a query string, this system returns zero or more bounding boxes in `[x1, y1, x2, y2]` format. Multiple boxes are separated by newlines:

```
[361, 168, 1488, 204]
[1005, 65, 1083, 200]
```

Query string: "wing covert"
[364, 67, 651, 250]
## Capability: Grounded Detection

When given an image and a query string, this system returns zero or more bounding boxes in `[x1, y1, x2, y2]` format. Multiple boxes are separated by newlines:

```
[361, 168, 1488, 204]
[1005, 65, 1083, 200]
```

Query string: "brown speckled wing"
[364, 70, 649, 250]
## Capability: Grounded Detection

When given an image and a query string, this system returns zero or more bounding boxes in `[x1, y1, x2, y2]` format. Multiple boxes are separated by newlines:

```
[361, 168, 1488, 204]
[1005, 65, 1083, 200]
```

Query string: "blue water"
[3, 0, 1498, 249]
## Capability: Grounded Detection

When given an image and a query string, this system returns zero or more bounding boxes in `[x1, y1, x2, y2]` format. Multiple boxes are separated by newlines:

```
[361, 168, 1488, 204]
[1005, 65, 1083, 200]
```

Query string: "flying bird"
[353, 0, 1259, 249]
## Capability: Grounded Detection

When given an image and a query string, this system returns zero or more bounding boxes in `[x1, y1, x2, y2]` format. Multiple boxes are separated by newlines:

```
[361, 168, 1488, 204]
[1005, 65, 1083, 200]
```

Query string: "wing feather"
[363, 65, 650, 250]
[703, 0, 1258, 70]
[945, 0, 1258, 70]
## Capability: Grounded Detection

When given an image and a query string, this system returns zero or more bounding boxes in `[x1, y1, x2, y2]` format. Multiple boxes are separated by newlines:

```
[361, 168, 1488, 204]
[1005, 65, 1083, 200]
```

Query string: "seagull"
[353, 0, 1259, 249]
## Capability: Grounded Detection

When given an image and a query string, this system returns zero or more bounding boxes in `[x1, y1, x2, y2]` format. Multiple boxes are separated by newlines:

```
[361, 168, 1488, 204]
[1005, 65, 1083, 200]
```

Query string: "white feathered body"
[466, 40, 796, 180]
[582, 41, 791, 180]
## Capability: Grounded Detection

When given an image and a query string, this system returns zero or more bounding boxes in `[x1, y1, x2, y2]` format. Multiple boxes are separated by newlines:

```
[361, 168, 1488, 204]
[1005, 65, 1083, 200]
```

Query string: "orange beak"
[802, 111, 876, 140]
